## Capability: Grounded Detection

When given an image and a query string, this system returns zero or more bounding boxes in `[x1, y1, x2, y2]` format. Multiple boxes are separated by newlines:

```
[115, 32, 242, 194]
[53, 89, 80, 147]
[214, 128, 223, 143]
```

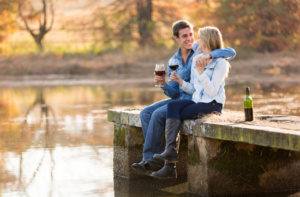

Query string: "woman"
[151, 26, 230, 179]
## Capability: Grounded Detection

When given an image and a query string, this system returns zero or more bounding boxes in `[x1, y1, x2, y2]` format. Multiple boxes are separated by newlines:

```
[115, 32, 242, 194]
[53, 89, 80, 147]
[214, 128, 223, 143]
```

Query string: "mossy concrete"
[113, 123, 144, 178]
[190, 122, 300, 152]
[108, 109, 300, 195]
[109, 109, 300, 151]
[113, 123, 188, 179]
[188, 136, 300, 196]
[108, 109, 141, 127]
[177, 134, 188, 177]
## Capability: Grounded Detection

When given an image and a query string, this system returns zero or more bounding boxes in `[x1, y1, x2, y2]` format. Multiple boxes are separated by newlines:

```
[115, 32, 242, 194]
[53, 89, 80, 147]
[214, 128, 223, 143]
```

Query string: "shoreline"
[1, 50, 300, 88]
[0, 74, 300, 88]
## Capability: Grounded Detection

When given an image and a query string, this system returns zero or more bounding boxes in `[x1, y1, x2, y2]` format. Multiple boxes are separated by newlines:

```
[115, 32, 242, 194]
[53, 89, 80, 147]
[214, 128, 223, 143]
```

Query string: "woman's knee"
[167, 101, 178, 111]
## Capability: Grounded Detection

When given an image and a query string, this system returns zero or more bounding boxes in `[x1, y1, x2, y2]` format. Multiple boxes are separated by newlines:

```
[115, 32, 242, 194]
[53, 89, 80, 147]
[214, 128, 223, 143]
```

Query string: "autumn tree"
[86, 0, 187, 51]
[213, 0, 300, 51]
[18, 0, 54, 52]
[0, 0, 18, 43]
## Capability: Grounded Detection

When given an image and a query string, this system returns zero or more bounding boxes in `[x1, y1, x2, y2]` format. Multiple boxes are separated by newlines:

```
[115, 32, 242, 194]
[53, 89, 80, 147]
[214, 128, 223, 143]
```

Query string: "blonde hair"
[198, 26, 223, 51]
[198, 26, 230, 77]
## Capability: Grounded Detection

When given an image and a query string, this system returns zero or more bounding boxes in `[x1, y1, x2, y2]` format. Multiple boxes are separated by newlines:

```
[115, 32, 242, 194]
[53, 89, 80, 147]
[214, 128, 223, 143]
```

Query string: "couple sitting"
[131, 20, 236, 179]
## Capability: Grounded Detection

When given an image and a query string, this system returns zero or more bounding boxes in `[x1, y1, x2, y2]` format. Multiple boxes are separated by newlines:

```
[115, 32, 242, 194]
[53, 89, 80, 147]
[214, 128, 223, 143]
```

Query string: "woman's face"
[197, 36, 205, 51]
[197, 36, 203, 51]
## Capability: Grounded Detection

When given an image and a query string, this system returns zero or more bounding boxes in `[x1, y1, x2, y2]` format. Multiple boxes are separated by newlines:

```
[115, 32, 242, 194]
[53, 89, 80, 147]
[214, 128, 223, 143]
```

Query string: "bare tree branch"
[18, 0, 55, 52]
[42, 0, 46, 27]
[47, 0, 54, 33]
[18, 2, 36, 38]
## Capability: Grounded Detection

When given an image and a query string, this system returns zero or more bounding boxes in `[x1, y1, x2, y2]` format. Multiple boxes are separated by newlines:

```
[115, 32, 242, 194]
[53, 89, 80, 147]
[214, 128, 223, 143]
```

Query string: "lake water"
[1, 81, 300, 197]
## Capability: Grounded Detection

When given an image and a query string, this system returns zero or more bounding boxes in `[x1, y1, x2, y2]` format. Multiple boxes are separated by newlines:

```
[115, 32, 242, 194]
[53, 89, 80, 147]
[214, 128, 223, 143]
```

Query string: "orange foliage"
[193, 0, 300, 51]
[1, 0, 299, 53]
[0, 0, 18, 43]
[83, 0, 187, 49]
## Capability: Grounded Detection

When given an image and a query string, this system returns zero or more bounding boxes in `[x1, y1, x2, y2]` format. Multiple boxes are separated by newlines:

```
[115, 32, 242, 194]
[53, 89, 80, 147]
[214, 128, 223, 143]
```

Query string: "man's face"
[175, 27, 194, 50]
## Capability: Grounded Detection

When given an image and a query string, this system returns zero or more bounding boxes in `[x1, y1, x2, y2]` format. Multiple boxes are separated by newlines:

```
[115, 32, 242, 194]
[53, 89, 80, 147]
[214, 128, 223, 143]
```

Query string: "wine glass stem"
[159, 79, 163, 87]
[168, 71, 173, 82]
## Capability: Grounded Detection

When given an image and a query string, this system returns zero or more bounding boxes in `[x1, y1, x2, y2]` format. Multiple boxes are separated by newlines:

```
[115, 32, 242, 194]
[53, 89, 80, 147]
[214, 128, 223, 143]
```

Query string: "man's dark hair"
[172, 20, 193, 38]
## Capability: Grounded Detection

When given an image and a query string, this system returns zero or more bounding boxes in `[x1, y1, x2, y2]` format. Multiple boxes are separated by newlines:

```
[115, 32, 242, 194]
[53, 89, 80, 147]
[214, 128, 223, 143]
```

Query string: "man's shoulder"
[168, 53, 179, 63]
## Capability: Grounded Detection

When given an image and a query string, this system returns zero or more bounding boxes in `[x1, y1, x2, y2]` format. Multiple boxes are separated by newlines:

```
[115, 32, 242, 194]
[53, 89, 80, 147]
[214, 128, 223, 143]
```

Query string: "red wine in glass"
[155, 70, 165, 76]
[168, 59, 180, 82]
[169, 58, 180, 71]
[169, 65, 179, 71]
[155, 64, 165, 87]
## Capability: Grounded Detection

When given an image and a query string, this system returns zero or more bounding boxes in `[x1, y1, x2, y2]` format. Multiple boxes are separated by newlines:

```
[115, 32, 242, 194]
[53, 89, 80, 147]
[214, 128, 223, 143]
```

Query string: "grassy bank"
[0, 49, 299, 82]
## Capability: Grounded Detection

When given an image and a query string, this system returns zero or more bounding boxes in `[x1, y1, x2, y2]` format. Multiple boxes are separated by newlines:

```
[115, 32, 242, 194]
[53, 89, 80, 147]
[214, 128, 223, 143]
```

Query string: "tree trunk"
[35, 37, 44, 52]
[136, 0, 153, 47]
[19, 0, 54, 53]
[34, 27, 47, 52]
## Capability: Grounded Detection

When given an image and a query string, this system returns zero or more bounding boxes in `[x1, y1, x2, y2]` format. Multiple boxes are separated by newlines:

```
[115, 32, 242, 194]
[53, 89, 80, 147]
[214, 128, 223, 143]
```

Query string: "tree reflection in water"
[18, 89, 57, 197]
[0, 83, 299, 196]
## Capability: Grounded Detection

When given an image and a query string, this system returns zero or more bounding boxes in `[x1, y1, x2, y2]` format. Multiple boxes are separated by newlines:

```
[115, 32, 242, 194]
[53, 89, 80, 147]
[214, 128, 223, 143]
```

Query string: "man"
[131, 20, 236, 178]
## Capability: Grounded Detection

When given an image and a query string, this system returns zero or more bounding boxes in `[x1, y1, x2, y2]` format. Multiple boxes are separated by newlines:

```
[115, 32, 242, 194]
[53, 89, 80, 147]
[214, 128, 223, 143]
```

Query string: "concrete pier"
[113, 123, 188, 178]
[108, 109, 300, 196]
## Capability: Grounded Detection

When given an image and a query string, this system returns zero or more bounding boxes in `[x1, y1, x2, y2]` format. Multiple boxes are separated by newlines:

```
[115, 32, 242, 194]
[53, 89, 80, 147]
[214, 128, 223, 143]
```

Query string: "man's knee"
[152, 109, 166, 123]
[140, 107, 151, 121]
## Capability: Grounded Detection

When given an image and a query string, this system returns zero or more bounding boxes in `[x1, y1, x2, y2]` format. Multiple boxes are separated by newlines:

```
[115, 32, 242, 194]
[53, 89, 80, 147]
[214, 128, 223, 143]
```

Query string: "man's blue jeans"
[140, 99, 174, 162]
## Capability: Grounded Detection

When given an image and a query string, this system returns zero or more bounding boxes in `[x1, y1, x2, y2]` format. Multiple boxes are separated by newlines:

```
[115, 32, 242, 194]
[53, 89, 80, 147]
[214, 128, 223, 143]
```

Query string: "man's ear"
[174, 36, 179, 42]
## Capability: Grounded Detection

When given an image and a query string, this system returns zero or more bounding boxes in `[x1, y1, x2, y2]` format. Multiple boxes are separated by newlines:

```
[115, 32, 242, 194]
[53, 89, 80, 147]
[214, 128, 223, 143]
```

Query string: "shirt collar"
[174, 43, 197, 59]
[174, 47, 181, 59]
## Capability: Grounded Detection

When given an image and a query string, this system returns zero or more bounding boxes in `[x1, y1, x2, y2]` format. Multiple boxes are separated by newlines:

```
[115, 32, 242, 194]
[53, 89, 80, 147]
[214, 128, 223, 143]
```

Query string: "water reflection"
[114, 176, 187, 197]
[0, 83, 168, 197]
[225, 83, 300, 116]
[0, 82, 300, 196]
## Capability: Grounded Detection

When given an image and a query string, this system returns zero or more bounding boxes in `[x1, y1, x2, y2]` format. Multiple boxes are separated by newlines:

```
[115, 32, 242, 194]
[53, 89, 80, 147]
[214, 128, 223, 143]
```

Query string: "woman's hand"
[170, 72, 183, 87]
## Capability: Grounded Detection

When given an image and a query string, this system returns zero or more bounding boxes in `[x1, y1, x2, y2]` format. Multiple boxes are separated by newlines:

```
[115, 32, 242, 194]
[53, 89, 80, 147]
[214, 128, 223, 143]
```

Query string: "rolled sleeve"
[181, 80, 189, 93]
[161, 82, 180, 99]
[209, 47, 236, 60]
[181, 79, 195, 95]
[161, 82, 171, 95]
[209, 50, 220, 59]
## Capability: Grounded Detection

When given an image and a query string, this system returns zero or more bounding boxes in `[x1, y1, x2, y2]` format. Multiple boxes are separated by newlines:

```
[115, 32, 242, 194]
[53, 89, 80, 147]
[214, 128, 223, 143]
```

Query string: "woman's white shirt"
[181, 54, 228, 106]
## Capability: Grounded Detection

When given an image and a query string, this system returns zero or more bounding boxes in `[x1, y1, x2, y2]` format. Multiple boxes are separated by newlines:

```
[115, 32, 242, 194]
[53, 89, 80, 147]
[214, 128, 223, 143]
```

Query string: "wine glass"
[154, 64, 165, 87]
[168, 59, 180, 82]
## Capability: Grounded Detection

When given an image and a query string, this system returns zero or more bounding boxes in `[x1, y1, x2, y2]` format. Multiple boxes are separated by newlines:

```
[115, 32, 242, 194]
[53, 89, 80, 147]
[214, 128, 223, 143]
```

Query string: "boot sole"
[153, 155, 179, 163]
[151, 174, 177, 179]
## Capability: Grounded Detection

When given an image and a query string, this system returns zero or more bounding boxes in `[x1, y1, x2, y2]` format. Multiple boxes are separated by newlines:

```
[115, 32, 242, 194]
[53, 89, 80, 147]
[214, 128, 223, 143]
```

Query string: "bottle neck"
[245, 94, 252, 100]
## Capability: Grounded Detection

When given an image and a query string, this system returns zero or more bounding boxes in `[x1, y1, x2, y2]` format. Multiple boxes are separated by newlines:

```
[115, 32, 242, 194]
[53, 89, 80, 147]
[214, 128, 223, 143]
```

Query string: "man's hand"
[154, 72, 166, 87]
[170, 72, 183, 87]
[195, 53, 211, 75]
[196, 53, 211, 65]
[195, 57, 206, 75]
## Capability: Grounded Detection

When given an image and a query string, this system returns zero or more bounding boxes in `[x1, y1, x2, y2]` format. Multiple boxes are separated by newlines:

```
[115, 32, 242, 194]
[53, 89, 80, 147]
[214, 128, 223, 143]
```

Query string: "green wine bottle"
[244, 87, 253, 121]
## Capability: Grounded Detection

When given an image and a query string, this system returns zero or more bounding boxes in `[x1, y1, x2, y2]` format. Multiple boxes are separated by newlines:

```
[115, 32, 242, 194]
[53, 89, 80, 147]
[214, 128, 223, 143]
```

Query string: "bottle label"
[244, 100, 253, 109]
